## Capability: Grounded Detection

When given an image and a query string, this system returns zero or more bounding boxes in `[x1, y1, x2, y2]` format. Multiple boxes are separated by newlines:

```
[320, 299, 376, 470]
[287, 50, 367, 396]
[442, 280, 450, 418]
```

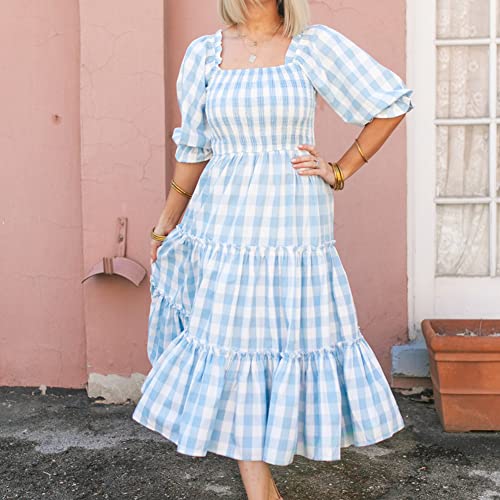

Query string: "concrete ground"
[0, 387, 499, 500]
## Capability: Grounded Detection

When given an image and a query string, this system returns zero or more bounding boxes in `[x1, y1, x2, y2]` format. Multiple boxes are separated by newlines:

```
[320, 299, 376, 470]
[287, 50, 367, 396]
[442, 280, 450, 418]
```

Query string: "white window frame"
[407, 0, 500, 341]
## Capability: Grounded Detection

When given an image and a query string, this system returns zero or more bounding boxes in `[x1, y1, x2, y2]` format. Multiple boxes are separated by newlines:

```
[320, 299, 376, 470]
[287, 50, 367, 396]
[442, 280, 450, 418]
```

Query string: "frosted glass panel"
[436, 125, 489, 197]
[436, 204, 489, 276]
[436, 46, 489, 118]
[437, 0, 490, 39]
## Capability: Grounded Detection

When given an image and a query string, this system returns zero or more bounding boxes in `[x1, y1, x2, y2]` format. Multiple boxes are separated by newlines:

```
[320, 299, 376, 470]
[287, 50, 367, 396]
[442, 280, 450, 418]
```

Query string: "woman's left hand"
[290, 144, 337, 187]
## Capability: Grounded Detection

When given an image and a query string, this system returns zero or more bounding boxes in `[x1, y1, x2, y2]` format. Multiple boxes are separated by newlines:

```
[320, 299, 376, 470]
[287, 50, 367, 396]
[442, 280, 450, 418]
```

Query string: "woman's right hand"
[150, 223, 176, 264]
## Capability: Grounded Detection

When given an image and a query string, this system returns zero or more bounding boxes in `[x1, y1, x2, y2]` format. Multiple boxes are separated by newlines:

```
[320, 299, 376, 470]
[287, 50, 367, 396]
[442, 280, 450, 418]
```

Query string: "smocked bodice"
[207, 66, 316, 156]
[206, 28, 316, 155]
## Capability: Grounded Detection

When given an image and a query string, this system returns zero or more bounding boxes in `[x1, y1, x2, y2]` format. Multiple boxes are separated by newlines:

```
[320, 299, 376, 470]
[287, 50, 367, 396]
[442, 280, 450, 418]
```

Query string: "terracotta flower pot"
[421, 319, 500, 432]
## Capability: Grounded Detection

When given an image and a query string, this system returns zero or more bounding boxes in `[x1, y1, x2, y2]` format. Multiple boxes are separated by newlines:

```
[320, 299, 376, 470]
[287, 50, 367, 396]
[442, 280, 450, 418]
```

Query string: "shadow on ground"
[0, 387, 499, 499]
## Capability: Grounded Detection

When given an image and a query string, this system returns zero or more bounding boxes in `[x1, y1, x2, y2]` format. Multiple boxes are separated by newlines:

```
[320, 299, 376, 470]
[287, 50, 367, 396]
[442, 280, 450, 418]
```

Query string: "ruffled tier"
[146, 221, 361, 365]
[133, 314, 405, 466]
[134, 224, 405, 465]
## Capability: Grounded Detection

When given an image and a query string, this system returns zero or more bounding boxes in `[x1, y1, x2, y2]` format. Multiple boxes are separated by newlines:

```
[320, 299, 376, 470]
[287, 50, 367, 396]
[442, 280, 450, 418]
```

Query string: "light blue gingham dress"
[133, 23, 414, 466]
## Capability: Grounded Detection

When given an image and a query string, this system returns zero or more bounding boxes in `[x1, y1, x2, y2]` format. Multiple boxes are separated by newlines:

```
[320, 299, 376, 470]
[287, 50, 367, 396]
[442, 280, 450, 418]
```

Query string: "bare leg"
[237, 460, 282, 500]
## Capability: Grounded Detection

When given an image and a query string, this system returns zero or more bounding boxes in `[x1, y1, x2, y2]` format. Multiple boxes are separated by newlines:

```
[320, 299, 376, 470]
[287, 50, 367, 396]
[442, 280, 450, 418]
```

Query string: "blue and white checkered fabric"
[133, 23, 413, 466]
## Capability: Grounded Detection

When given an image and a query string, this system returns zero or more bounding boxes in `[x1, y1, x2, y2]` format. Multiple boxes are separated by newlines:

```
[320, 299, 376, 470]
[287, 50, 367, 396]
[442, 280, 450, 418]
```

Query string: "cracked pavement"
[0, 387, 499, 499]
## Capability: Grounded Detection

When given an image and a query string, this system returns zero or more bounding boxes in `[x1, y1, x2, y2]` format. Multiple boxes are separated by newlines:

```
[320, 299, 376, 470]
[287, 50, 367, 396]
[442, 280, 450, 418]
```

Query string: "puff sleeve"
[171, 35, 213, 163]
[297, 24, 414, 127]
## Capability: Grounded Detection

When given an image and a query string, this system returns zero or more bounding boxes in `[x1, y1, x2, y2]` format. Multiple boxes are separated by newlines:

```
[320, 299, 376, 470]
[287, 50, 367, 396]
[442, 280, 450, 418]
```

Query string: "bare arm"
[337, 114, 407, 181]
[151, 159, 208, 262]
[292, 113, 408, 185]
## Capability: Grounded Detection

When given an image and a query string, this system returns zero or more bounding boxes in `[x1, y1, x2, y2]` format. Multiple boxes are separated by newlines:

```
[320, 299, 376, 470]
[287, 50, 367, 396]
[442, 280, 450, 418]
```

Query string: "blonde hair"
[217, 0, 311, 37]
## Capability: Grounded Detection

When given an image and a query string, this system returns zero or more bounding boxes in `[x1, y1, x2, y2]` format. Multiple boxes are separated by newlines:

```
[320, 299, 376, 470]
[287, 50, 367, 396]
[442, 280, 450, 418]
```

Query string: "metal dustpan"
[82, 217, 147, 287]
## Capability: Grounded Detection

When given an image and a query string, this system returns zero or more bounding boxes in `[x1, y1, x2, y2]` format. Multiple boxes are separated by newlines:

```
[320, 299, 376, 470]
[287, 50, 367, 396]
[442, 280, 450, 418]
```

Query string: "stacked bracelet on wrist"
[328, 162, 345, 190]
[326, 137, 369, 191]
[151, 226, 166, 242]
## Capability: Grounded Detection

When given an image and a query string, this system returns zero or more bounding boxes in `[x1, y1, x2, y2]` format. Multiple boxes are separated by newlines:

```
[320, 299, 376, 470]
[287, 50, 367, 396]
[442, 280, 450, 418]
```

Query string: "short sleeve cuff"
[174, 144, 213, 163]
[172, 126, 213, 163]
[373, 92, 414, 121]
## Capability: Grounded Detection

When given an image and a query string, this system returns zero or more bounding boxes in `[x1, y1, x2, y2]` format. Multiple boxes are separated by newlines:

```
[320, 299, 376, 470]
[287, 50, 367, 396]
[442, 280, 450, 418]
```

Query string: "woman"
[133, 0, 414, 498]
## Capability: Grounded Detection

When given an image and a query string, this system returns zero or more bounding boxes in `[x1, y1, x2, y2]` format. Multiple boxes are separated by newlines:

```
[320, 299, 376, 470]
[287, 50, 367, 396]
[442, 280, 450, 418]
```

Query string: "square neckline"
[214, 26, 303, 73]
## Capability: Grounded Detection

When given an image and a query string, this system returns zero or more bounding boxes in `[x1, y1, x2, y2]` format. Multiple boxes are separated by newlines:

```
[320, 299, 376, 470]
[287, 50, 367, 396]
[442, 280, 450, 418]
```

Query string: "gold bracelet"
[328, 162, 345, 190]
[354, 138, 369, 163]
[171, 179, 192, 198]
[334, 163, 345, 190]
[170, 179, 193, 199]
[328, 162, 337, 189]
[151, 226, 166, 241]
[329, 162, 344, 190]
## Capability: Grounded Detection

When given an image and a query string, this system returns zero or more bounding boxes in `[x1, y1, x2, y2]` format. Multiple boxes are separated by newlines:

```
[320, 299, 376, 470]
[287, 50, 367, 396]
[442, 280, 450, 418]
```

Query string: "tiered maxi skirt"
[131, 147, 406, 465]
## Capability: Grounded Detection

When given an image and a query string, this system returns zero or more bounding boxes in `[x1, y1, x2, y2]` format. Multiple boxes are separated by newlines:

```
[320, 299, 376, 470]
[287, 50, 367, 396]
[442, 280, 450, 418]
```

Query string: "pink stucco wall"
[79, 0, 165, 383]
[0, 1, 86, 387]
[0, 0, 409, 389]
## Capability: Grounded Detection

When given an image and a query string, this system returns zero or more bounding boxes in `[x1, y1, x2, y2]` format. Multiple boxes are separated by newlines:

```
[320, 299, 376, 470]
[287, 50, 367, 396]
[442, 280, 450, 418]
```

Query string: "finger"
[297, 168, 322, 176]
[298, 144, 318, 156]
[151, 244, 160, 263]
[292, 159, 320, 170]
[291, 155, 316, 166]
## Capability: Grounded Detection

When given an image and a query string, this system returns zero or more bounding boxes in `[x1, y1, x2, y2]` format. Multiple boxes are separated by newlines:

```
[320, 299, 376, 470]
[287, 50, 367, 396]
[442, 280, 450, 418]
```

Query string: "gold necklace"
[235, 22, 284, 64]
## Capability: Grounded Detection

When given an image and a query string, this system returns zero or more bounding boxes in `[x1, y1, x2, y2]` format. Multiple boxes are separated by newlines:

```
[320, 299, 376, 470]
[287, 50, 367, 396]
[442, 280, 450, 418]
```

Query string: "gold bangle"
[171, 179, 192, 198]
[354, 138, 369, 163]
[334, 163, 344, 190]
[170, 179, 193, 199]
[151, 226, 166, 241]
[328, 162, 337, 189]
[328, 161, 345, 190]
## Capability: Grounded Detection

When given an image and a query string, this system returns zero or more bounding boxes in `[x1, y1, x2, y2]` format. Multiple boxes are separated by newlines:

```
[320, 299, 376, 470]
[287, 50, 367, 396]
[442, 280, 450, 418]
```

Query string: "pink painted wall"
[0, 1, 86, 387]
[0, 0, 409, 388]
[80, 0, 166, 380]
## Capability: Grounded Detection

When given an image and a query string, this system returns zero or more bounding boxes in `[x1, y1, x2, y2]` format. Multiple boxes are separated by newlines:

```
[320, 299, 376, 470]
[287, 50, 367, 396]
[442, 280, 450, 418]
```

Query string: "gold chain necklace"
[235, 22, 284, 64]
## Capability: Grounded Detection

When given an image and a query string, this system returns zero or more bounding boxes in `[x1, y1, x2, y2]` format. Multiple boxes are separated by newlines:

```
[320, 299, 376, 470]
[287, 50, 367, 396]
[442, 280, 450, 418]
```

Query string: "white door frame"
[407, 0, 500, 343]
[407, 0, 437, 340]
